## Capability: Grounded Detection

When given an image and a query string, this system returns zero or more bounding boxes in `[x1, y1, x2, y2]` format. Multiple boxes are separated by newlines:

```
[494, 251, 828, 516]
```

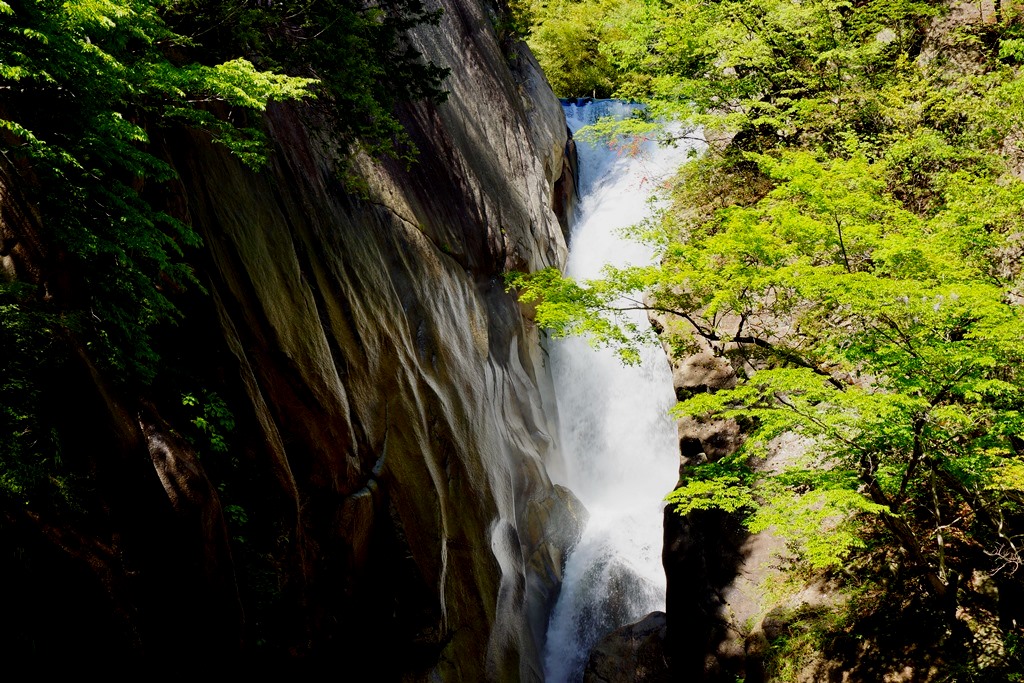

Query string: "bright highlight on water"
[541, 101, 704, 682]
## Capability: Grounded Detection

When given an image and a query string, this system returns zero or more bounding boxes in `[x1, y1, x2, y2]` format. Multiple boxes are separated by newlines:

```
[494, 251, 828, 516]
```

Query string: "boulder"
[583, 611, 672, 683]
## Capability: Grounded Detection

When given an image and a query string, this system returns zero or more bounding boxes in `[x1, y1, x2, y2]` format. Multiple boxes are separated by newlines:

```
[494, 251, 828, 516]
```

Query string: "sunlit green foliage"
[181, 390, 235, 454]
[1, 0, 317, 378]
[0, 0, 446, 505]
[0, 0, 312, 503]
[164, 0, 449, 159]
[515, 0, 1024, 613]
[524, 0, 626, 96]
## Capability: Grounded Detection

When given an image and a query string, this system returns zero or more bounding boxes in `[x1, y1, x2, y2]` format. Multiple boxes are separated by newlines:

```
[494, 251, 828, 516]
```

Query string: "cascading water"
[542, 101, 704, 682]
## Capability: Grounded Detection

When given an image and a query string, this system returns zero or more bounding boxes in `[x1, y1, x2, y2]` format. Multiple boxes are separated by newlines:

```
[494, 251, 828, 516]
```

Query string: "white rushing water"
[542, 101, 703, 682]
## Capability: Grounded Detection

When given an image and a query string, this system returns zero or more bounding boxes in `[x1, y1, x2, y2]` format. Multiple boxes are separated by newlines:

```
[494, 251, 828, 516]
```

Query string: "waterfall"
[542, 101, 703, 682]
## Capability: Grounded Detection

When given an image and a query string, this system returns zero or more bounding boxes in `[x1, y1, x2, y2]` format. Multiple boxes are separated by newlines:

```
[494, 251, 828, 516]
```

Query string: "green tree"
[0, 0, 324, 501]
[0, 0, 447, 507]
[513, 0, 1024, 624]
[163, 0, 449, 159]
[526, 0, 621, 97]
[1, 0, 317, 375]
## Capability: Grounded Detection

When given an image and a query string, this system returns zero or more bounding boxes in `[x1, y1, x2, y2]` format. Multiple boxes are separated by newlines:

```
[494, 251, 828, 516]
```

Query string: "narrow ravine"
[541, 101, 703, 681]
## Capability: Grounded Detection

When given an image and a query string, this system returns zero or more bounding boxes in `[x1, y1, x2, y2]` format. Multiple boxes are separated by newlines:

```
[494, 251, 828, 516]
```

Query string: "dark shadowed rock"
[583, 611, 672, 683]
[676, 416, 745, 465]
[552, 130, 579, 242]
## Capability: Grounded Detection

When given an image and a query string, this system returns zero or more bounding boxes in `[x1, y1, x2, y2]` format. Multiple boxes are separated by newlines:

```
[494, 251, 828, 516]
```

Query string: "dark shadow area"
[760, 565, 1024, 682]
[663, 503, 753, 681]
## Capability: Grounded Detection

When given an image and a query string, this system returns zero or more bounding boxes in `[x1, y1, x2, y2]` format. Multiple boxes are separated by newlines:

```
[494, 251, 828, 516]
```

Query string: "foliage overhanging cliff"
[0, 0, 450, 500]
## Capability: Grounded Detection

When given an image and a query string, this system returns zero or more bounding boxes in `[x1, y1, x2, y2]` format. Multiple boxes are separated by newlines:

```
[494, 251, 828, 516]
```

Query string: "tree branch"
[614, 300, 846, 389]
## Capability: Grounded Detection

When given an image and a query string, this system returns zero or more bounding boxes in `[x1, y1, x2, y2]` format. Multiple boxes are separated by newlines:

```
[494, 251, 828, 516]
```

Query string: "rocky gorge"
[9, 0, 1024, 678]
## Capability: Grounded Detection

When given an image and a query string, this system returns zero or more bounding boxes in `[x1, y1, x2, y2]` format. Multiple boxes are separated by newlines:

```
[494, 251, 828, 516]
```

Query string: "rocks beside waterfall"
[676, 415, 744, 465]
[670, 351, 736, 398]
[551, 130, 579, 243]
[639, 311, 837, 681]
[660, 345, 754, 680]
[576, 557, 661, 642]
[523, 484, 589, 660]
[0, 0, 579, 675]
[583, 611, 672, 683]
[647, 314, 745, 471]
[662, 379, 837, 681]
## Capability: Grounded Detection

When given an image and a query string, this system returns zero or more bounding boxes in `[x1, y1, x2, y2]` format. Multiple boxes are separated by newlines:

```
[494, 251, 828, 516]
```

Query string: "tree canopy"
[513, 0, 1024, 672]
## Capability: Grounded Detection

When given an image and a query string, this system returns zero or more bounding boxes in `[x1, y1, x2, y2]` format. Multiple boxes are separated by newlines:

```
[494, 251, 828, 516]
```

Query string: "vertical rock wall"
[0, 0, 582, 678]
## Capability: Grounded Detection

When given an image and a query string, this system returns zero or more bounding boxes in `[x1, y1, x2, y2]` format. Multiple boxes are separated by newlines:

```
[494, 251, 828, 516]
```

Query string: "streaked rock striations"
[0, 0, 581, 677]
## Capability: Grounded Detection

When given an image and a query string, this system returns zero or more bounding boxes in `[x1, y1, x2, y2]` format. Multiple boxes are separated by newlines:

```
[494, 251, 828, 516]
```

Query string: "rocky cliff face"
[0, 0, 582, 677]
